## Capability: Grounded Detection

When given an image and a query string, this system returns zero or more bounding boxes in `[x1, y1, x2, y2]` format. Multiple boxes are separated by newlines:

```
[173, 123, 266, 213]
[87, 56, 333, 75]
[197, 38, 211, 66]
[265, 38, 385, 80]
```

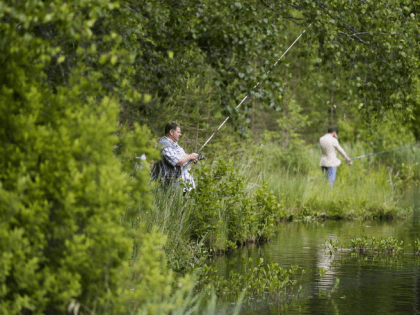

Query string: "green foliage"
[324, 238, 340, 255]
[415, 239, 420, 255]
[251, 143, 418, 220]
[140, 186, 212, 272]
[138, 160, 286, 272]
[252, 184, 286, 239]
[3, 0, 420, 312]
[125, 228, 244, 315]
[188, 160, 249, 250]
[197, 258, 305, 302]
[317, 267, 329, 279]
[187, 160, 284, 250]
[391, 162, 419, 194]
[0, 71, 148, 313]
[127, 228, 174, 313]
[300, 0, 420, 121]
[349, 236, 370, 253]
[349, 236, 404, 255]
[262, 99, 313, 175]
[66, 228, 244, 315]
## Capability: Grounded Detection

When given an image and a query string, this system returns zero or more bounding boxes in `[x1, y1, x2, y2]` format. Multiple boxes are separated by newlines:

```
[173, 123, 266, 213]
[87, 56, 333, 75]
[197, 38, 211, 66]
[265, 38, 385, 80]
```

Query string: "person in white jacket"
[319, 127, 351, 186]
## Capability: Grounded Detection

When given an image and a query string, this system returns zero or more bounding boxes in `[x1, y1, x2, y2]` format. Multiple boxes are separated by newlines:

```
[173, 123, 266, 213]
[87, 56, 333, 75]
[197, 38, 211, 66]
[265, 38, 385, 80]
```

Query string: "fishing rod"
[187, 23, 312, 164]
[350, 143, 419, 161]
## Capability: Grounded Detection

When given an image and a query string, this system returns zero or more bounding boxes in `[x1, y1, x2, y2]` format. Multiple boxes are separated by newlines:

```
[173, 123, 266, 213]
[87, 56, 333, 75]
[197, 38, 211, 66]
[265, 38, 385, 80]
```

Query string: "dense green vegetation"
[325, 235, 420, 256]
[2, 0, 420, 313]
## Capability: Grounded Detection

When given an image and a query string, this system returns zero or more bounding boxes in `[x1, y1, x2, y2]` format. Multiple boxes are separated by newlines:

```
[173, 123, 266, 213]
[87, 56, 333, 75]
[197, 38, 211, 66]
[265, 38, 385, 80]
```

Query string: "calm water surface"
[210, 187, 420, 314]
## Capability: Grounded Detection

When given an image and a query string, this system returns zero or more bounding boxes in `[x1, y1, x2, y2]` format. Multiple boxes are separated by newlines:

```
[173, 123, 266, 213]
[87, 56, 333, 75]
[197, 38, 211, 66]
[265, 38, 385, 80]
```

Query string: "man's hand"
[177, 153, 199, 166]
[346, 157, 351, 162]
[190, 153, 199, 163]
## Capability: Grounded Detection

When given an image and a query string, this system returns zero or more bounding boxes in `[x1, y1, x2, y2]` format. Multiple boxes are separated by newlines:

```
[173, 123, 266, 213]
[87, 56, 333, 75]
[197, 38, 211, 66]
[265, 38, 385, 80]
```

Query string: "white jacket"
[319, 133, 348, 167]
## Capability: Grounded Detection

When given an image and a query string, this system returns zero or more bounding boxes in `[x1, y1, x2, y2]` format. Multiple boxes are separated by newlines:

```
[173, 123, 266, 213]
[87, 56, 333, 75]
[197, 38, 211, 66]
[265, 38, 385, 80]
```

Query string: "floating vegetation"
[348, 236, 371, 253]
[349, 236, 404, 255]
[196, 258, 307, 303]
[324, 237, 340, 255]
[324, 236, 420, 257]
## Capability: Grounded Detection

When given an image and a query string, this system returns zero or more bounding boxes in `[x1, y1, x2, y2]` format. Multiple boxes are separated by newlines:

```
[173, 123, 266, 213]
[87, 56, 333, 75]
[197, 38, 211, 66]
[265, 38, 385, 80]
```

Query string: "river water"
[210, 186, 420, 314]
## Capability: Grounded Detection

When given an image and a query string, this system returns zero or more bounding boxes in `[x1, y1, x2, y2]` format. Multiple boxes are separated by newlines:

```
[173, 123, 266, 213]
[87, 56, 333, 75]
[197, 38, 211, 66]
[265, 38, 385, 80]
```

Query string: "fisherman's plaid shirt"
[158, 136, 196, 190]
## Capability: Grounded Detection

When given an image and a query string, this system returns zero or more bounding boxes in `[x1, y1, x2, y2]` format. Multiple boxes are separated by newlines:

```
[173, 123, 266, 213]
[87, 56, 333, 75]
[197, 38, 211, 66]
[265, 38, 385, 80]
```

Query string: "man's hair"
[165, 121, 180, 135]
[327, 127, 336, 133]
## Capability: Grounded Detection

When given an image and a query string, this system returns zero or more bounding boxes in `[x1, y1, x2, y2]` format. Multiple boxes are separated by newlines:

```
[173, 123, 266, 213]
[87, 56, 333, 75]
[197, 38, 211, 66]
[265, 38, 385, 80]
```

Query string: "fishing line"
[189, 23, 312, 161]
[350, 143, 419, 161]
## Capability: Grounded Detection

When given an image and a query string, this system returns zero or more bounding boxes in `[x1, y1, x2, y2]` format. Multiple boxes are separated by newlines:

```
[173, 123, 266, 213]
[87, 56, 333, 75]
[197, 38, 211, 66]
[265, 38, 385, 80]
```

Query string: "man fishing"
[155, 121, 198, 192]
[319, 127, 351, 186]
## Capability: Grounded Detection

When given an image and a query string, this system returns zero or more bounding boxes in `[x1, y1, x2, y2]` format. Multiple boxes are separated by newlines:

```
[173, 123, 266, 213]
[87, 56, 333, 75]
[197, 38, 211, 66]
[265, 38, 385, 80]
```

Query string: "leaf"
[234, 2, 242, 9]
[144, 94, 152, 103]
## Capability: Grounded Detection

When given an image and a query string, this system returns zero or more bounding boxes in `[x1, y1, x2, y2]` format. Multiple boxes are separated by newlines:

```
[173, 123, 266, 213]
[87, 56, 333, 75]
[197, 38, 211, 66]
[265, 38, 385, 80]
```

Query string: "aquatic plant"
[316, 267, 340, 299]
[371, 236, 404, 255]
[324, 237, 340, 255]
[318, 267, 328, 279]
[197, 258, 305, 302]
[348, 236, 404, 255]
[349, 236, 404, 255]
[349, 236, 370, 253]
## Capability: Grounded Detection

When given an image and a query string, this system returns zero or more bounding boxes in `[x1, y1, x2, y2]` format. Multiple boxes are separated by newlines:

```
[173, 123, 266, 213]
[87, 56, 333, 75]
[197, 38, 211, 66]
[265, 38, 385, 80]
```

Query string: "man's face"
[331, 131, 337, 139]
[170, 127, 182, 142]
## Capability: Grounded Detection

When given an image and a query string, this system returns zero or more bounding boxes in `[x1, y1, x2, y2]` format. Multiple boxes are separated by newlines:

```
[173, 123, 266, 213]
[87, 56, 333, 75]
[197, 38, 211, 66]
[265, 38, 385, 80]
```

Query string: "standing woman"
[319, 127, 351, 186]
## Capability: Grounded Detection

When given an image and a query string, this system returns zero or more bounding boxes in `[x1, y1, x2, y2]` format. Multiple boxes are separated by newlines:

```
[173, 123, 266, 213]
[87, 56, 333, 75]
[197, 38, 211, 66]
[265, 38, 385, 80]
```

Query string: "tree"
[0, 0, 157, 313]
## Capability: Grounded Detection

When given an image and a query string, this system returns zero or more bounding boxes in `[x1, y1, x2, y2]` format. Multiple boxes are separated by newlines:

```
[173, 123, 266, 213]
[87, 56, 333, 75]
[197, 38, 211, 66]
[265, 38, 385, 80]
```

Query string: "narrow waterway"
[209, 186, 420, 314]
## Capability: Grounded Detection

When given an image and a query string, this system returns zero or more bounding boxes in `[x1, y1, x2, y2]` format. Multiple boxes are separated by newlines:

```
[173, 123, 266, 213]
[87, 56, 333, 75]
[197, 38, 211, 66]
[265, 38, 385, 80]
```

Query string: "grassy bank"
[137, 143, 419, 271]
[246, 143, 419, 219]
[126, 142, 419, 314]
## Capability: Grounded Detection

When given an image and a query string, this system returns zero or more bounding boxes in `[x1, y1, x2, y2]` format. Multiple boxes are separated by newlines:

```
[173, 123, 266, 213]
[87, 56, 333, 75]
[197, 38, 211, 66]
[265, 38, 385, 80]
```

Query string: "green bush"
[188, 160, 252, 250]
[0, 1, 163, 312]
[0, 70, 159, 313]
[187, 160, 284, 251]
[252, 184, 286, 239]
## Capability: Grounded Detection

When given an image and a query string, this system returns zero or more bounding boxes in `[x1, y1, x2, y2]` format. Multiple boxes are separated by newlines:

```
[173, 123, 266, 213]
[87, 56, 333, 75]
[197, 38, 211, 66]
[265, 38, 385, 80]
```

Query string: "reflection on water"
[209, 186, 420, 314]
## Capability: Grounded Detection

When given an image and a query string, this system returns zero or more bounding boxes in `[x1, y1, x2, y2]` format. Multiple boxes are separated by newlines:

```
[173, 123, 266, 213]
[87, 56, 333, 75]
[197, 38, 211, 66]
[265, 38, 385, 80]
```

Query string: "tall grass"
[139, 186, 209, 271]
[237, 143, 419, 219]
[127, 142, 419, 313]
[141, 143, 419, 267]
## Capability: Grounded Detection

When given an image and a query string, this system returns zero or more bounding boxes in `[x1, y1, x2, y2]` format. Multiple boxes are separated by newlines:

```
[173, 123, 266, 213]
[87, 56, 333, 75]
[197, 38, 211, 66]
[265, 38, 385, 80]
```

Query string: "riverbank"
[141, 144, 419, 271]
[128, 143, 419, 314]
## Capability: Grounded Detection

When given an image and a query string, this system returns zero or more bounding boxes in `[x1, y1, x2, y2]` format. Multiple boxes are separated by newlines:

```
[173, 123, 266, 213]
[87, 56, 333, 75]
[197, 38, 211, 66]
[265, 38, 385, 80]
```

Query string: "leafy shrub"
[0, 0, 161, 312]
[251, 185, 285, 239]
[0, 71, 159, 313]
[188, 160, 251, 250]
[187, 160, 285, 251]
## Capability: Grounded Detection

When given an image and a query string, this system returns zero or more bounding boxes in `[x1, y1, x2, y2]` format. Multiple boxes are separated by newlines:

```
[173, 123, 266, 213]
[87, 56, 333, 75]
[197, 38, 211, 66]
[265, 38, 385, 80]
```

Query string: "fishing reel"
[185, 153, 205, 169]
